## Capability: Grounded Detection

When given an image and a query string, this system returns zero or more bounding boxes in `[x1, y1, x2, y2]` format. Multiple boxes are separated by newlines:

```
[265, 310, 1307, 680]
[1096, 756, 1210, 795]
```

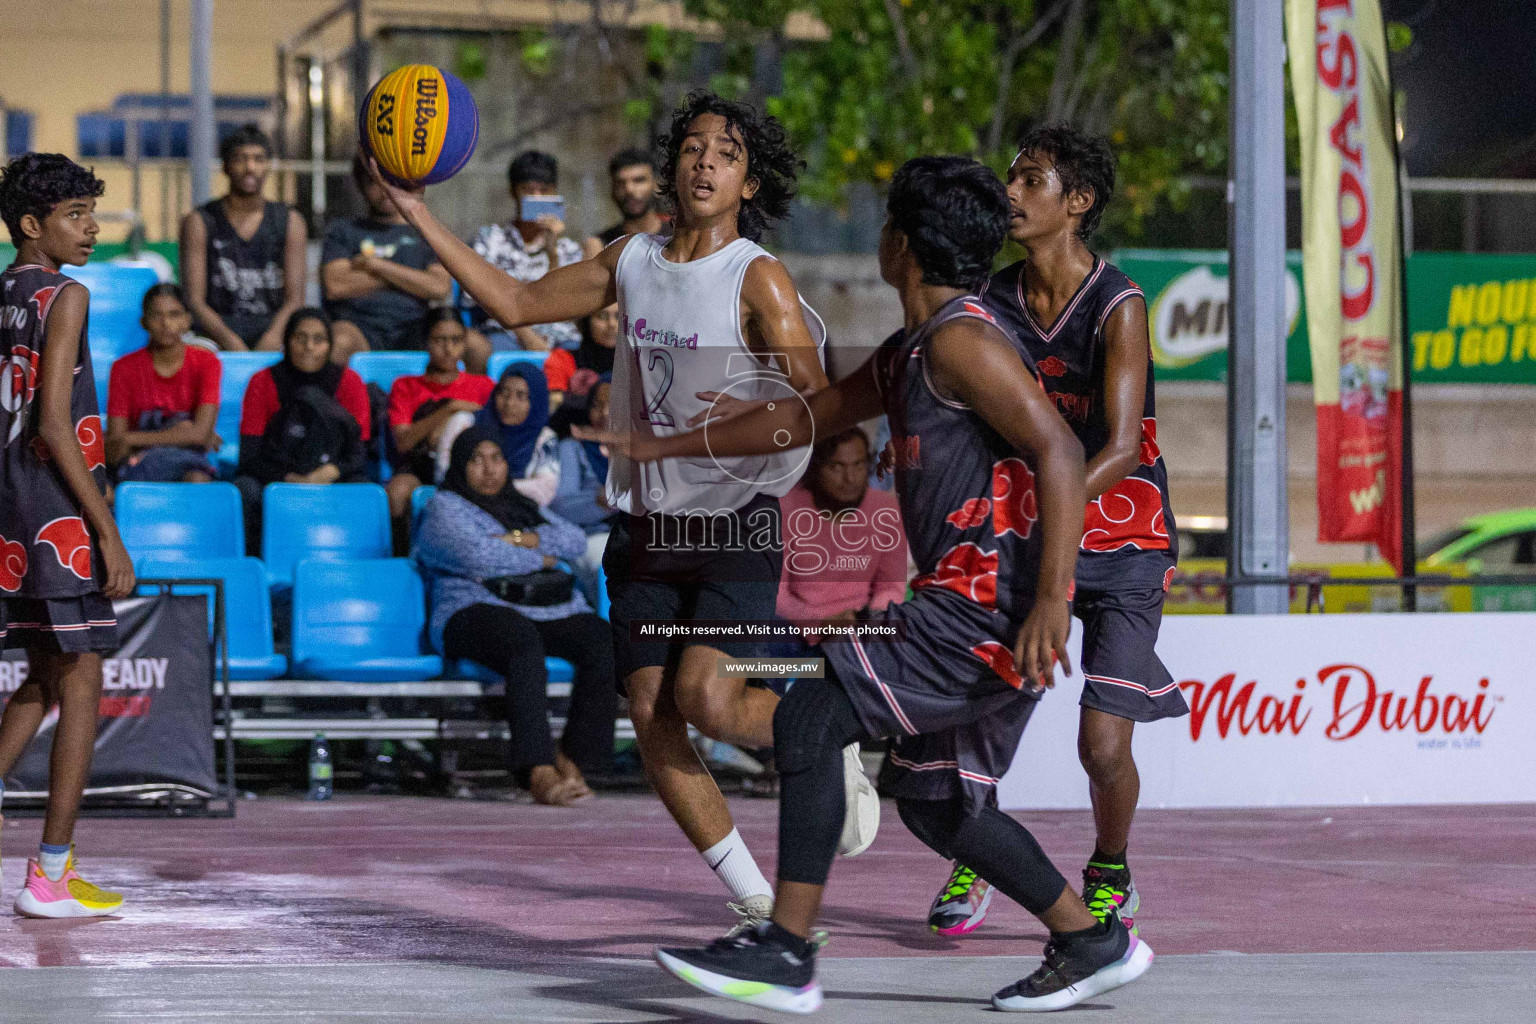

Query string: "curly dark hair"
[886, 156, 1008, 291]
[0, 153, 106, 244]
[219, 122, 272, 164]
[655, 92, 801, 242]
[1015, 123, 1116, 240]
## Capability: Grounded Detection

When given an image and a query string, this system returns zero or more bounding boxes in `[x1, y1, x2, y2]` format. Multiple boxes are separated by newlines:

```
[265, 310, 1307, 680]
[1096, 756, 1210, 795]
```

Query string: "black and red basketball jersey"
[981, 257, 1178, 591]
[0, 263, 108, 600]
[874, 294, 1047, 626]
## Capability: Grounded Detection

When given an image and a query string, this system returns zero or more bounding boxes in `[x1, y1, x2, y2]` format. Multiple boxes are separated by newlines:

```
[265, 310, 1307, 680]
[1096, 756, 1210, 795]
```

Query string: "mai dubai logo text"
[1180, 663, 1499, 742]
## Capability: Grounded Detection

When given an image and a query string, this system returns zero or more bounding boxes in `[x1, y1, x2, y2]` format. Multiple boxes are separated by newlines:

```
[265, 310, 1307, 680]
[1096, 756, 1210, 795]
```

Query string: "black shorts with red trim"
[820, 590, 1040, 816]
[1074, 584, 1188, 723]
[0, 594, 119, 655]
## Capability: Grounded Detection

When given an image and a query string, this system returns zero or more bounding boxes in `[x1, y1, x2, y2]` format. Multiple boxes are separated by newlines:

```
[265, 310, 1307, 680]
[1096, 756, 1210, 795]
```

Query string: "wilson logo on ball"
[360, 64, 478, 186]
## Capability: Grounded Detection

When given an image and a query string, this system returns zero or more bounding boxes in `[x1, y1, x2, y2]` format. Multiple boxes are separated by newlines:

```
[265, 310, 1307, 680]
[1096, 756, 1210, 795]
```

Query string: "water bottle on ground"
[307, 733, 333, 801]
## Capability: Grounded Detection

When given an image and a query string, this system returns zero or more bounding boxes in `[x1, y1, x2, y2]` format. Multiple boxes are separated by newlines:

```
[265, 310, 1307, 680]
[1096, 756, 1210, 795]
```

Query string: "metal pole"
[160, 0, 172, 240]
[189, 0, 216, 207]
[1226, 0, 1289, 614]
[308, 60, 327, 222]
[1388, 63, 1418, 610]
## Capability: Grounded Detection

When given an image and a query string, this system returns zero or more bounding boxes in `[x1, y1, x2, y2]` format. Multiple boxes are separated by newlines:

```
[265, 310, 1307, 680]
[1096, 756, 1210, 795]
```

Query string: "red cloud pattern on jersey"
[946, 498, 991, 529]
[970, 641, 1027, 690]
[36, 516, 92, 580]
[0, 533, 26, 592]
[75, 415, 105, 471]
[992, 458, 1038, 539]
[1038, 355, 1068, 377]
[1139, 417, 1161, 467]
[911, 542, 998, 607]
[1082, 478, 1168, 552]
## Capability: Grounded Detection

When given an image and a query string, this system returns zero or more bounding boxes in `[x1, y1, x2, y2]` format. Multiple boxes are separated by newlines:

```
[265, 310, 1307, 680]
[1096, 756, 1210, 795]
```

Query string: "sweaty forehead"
[1010, 151, 1056, 178]
[685, 114, 745, 149]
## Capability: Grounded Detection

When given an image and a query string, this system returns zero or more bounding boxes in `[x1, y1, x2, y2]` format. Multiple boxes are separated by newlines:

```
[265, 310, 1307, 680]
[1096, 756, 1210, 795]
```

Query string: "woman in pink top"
[778, 427, 908, 634]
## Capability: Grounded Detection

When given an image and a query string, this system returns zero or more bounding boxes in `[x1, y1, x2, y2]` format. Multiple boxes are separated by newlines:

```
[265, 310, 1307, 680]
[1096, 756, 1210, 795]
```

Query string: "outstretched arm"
[1085, 296, 1150, 498]
[365, 158, 618, 328]
[928, 319, 1086, 688]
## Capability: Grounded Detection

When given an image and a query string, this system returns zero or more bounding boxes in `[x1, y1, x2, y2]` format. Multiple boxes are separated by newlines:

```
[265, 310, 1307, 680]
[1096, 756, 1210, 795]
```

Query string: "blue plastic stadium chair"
[485, 350, 549, 380]
[261, 482, 390, 588]
[138, 556, 286, 679]
[62, 263, 158, 358]
[116, 481, 244, 562]
[596, 562, 611, 621]
[350, 351, 429, 393]
[447, 657, 575, 685]
[214, 352, 282, 473]
[291, 558, 443, 681]
[408, 485, 437, 546]
[92, 350, 114, 416]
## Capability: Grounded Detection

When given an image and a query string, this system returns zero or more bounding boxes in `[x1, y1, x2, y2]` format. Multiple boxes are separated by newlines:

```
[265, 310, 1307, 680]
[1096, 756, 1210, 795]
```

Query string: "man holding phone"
[463, 150, 584, 353]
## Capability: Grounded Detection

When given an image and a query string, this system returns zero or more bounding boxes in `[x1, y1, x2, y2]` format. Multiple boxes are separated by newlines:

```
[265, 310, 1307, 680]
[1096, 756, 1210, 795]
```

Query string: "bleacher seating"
[291, 558, 442, 681]
[139, 556, 286, 680]
[409, 485, 437, 544]
[261, 482, 391, 587]
[214, 351, 281, 472]
[485, 350, 548, 380]
[116, 481, 244, 561]
[349, 351, 429, 392]
[63, 263, 159, 358]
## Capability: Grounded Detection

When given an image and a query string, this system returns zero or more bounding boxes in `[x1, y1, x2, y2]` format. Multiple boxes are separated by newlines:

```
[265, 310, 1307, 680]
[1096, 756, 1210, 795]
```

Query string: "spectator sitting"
[463, 150, 584, 357]
[234, 309, 372, 550]
[179, 123, 306, 352]
[778, 427, 908, 636]
[384, 309, 494, 523]
[551, 377, 615, 599]
[415, 426, 617, 805]
[105, 283, 221, 484]
[439, 361, 560, 507]
[321, 152, 454, 365]
[582, 147, 669, 257]
[543, 302, 618, 405]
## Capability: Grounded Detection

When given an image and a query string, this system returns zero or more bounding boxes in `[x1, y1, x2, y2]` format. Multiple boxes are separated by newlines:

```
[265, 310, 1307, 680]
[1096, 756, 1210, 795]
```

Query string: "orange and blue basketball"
[359, 64, 479, 186]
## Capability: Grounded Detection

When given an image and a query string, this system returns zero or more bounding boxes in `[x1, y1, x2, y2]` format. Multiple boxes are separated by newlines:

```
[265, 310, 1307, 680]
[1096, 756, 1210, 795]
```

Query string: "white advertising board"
[997, 613, 1532, 809]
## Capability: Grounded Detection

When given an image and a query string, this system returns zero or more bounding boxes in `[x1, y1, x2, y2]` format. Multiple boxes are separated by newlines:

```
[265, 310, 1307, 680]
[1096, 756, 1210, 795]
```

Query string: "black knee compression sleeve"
[949, 806, 1069, 917]
[773, 676, 867, 886]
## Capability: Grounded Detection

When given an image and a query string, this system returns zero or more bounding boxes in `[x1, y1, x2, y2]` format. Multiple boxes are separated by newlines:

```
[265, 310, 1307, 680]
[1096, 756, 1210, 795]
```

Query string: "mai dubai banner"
[999, 613, 1532, 810]
[1124, 249, 1536, 387]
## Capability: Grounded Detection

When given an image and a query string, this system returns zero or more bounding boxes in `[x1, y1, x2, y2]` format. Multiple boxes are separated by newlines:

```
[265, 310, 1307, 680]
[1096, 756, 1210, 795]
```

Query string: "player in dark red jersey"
[581, 156, 1153, 1014]
[922, 125, 1188, 942]
[0, 154, 135, 918]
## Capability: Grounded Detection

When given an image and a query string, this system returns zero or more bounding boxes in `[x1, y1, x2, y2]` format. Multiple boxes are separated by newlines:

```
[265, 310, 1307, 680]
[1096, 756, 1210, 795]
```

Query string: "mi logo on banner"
[1348, 469, 1388, 515]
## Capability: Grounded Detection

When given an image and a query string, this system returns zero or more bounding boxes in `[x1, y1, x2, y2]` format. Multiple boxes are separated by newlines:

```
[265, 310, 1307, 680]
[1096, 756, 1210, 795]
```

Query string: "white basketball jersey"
[608, 232, 826, 516]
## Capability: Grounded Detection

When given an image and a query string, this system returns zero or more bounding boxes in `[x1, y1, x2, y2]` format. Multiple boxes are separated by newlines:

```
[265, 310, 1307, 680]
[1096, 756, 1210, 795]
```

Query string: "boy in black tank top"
[926, 125, 1187, 941]
[0, 154, 136, 917]
[178, 124, 307, 354]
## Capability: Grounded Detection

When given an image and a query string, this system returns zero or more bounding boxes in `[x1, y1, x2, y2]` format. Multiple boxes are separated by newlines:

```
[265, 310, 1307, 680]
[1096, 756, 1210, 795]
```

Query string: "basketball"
[359, 64, 479, 186]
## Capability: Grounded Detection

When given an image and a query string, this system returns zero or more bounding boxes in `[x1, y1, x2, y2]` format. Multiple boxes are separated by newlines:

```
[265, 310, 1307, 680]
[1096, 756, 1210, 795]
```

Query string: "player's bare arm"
[177, 211, 245, 351]
[740, 257, 830, 393]
[37, 284, 134, 599]
[1084, 295, 1151, 498]
[367, 157, 620, 328]
[583, 354, 882, 463]
[928, 318, 1085, 688]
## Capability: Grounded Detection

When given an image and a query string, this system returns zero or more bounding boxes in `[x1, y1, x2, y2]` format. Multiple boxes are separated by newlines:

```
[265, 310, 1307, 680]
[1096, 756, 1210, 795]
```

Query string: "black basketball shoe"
[656, 922, 823, 1014]
[992, 913, 1153, 1012]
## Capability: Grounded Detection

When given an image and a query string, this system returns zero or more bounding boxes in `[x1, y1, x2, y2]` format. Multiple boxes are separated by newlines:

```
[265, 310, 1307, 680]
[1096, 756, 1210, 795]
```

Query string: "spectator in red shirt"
[105, 283, 222, 484]
[233, 309, 372, 550]
[385, 309, 494, 520]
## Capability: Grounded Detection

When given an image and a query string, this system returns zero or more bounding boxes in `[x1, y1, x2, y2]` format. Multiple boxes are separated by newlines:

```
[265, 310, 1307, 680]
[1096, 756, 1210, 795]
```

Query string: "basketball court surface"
[2, 797, 1532, 1022]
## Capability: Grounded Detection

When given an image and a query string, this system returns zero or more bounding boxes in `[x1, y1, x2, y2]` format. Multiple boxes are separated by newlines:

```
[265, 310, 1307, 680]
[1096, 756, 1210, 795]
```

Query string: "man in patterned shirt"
[462, 151, 585, 364]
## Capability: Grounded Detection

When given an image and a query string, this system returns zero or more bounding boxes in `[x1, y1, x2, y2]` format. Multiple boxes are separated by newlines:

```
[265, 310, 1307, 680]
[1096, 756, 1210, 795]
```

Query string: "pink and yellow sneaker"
[13, 849, 123, 919]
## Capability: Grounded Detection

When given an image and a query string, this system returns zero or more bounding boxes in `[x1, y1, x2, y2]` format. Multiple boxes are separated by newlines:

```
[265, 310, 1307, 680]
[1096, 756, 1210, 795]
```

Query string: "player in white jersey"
[370, 92, 878, 932]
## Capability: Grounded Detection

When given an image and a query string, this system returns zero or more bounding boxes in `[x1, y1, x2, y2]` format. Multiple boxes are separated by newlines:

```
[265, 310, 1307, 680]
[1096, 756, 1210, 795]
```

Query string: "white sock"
[39, 843, 71, 881]
[701, 828, 773, 902]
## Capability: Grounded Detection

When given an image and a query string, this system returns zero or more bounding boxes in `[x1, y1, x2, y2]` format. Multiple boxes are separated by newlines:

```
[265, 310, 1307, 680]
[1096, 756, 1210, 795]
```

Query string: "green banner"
[1118, 248, 1536, 385]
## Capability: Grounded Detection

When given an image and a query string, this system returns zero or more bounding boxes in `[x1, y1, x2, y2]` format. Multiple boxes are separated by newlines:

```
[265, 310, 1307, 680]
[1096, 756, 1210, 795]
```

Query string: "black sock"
[1055, 917, 1111, 942]
[1089, 846, 1128, 868]
[763, 921, 816, 959]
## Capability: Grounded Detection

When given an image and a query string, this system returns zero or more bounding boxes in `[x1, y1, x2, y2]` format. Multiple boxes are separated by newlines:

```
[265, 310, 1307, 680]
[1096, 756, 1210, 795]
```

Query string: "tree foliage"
[684, 0, 1231, 239]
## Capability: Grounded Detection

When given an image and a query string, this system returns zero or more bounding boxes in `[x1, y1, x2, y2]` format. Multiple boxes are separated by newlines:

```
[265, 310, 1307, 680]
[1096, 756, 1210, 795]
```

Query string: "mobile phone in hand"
[521, 196, 566, 224]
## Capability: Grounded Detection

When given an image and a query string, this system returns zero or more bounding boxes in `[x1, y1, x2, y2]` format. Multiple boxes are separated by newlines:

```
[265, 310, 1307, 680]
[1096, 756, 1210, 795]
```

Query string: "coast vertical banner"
[1286, 0, 1406, 568]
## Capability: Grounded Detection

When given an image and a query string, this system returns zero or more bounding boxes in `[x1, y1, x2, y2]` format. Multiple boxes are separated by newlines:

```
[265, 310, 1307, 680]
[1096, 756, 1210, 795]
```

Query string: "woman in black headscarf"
[233, 308, 373, 550]
[414, 425, 616, 805]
